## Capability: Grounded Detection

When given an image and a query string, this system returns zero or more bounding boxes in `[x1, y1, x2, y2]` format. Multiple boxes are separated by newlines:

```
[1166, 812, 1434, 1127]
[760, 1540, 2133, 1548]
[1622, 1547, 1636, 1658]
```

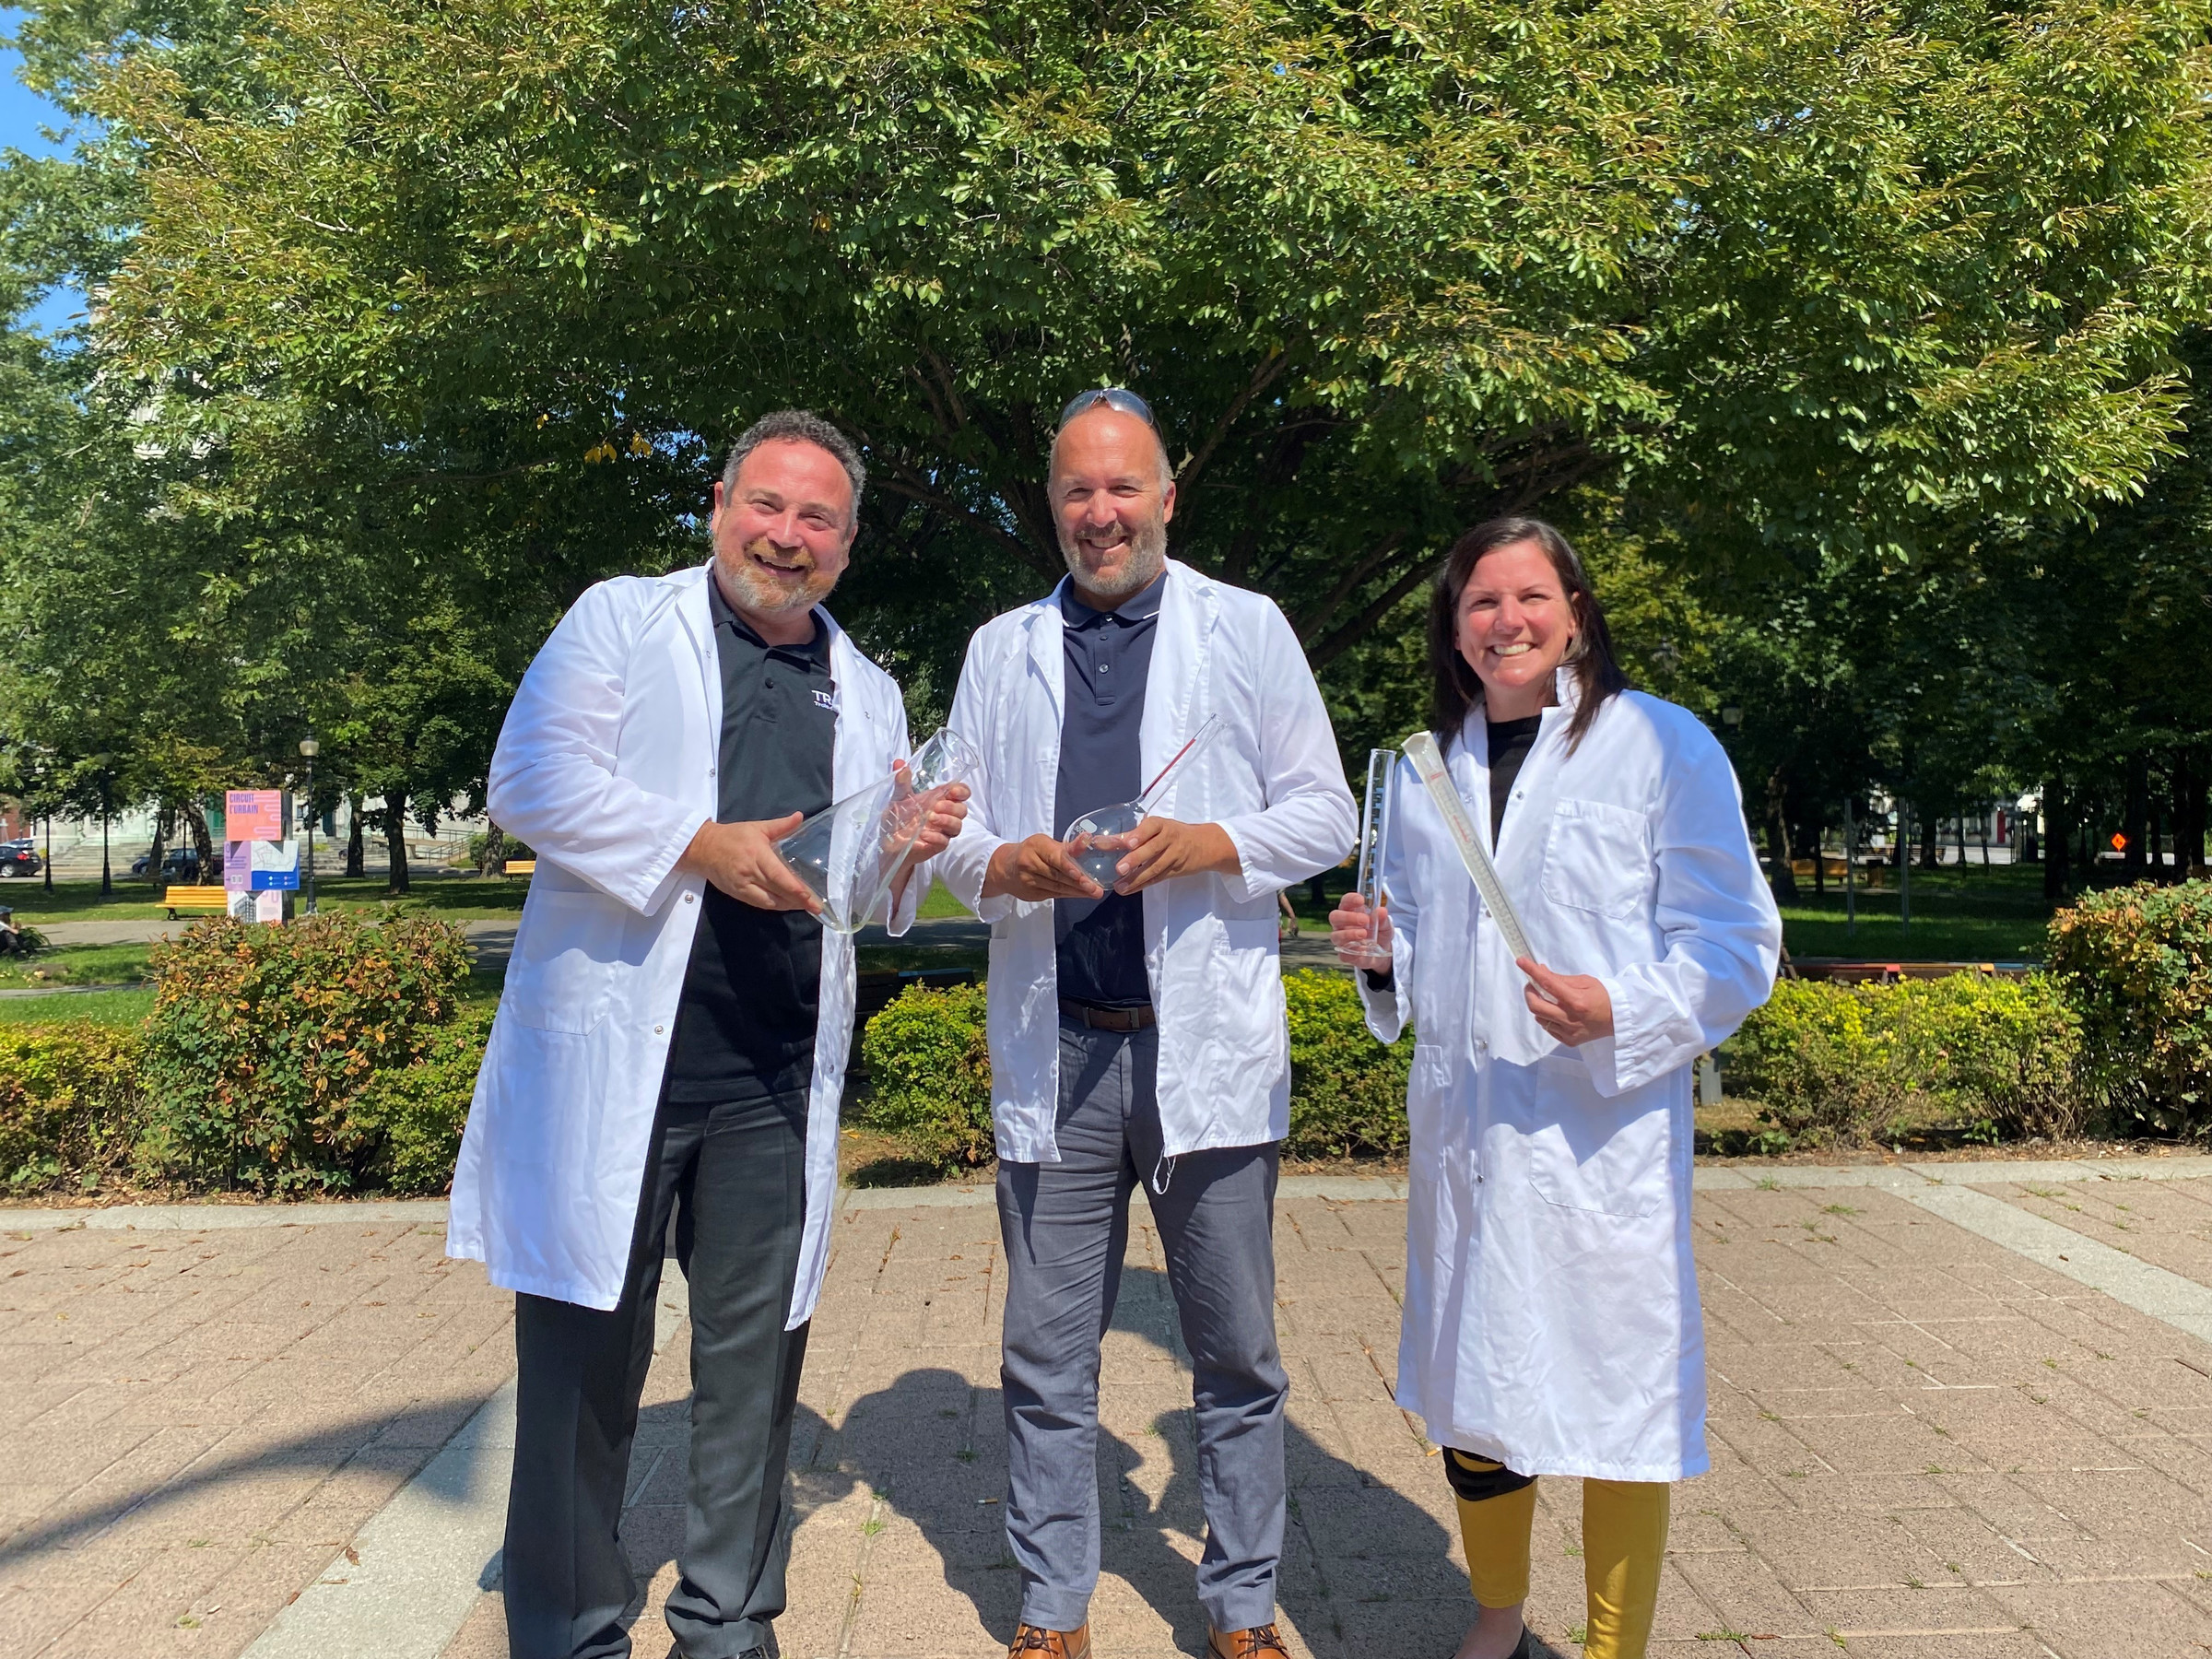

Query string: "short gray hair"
[722, 410, 867, 522]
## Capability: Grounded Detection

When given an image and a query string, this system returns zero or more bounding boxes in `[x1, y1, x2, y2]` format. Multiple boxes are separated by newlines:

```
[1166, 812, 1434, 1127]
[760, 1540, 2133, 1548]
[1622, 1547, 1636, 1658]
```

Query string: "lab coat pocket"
[1406, 1042, 1452, 1144]
[1540, 797, 1653, 920]
[505, 888, 623, 1035]
[1524, 1091, 1665, 1219]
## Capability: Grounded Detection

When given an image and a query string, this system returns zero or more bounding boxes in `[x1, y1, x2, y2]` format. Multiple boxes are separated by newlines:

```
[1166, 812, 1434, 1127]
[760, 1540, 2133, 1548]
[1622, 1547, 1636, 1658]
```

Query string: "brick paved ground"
[7, 1174, 2212, 1658]
[442, 1181, 2212, 1659]
[0, 1218, 512, 1659]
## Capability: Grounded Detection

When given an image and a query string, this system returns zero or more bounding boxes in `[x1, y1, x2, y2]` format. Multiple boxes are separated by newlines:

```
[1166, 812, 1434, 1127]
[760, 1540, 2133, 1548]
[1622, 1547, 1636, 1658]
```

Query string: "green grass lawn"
[0, 942, 155, 990]
[916, 879, 970, 921]
[0, 985, 157, 1025]
[1779, 862, 2056, 962]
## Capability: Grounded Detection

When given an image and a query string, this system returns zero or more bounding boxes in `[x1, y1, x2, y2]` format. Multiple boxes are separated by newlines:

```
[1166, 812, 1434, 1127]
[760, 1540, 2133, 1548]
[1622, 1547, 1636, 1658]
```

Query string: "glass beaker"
[1339, 747, 1397, 969]
[778, 726, 981, 932]
[1061, 715, 1227, 894]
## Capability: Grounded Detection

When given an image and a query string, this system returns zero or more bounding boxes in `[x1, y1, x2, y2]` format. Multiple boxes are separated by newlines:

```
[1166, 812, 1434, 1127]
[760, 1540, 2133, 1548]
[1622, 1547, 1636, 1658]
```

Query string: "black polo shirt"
[1053, 573, 1164, 1008]
[664, 580, 839, 1103]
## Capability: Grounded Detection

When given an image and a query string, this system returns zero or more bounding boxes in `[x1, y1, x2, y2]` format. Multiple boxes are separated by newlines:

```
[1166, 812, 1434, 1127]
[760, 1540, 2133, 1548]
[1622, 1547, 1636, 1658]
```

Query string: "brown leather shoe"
[1207, 1627, 1290, 1659]
[1008, 1623, 1091, 1659]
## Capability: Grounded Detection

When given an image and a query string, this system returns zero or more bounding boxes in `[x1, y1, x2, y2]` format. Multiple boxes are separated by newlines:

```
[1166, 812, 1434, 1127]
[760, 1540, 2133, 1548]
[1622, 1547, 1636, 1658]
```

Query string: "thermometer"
[1401, 729, 1536, 965]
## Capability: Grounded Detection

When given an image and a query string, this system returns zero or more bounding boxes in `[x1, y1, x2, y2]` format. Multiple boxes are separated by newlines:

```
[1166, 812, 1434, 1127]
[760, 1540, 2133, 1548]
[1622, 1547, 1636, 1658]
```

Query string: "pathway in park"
[3, 1157, 2211, 1658]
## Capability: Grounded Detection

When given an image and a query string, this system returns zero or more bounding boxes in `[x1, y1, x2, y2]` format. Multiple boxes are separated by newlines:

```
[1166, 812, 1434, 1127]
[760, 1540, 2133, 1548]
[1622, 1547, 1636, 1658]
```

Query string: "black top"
[1053, 573, 1165, 1007]
[1486, 713, 1545, 842]
[664, 580, 839, 1103]
[1363, 711, 1545, 995]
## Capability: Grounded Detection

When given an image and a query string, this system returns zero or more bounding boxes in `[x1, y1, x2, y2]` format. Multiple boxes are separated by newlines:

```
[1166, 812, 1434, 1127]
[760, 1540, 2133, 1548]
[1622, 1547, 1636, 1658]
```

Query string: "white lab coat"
[934, 560, 1356, 1163]
[445, 561, 921, 1324]
[1359, 675, 1779, 1481]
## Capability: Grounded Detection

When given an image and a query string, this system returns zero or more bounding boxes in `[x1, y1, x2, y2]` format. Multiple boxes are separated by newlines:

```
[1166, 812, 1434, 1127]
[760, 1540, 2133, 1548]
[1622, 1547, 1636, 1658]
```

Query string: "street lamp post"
[299, 737, 319, 915]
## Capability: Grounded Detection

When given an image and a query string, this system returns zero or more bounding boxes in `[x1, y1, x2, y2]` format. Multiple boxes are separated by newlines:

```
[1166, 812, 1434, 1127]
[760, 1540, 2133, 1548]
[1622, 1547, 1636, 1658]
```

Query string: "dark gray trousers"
[997, 1018, 1288, 1632]
[504, 1089, 812, 1659]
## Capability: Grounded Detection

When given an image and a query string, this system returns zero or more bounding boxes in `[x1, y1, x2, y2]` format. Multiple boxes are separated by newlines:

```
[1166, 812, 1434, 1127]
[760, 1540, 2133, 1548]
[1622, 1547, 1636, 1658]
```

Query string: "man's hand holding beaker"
[984, 834, 1107, 901]
[1112, 817, 1241, 895]
[680, 814, 821, 913]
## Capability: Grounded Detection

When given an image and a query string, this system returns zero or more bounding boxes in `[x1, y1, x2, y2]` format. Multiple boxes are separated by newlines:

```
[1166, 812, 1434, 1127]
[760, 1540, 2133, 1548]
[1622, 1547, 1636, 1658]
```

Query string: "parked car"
[129, 846, 203, 882]
[0, 841, 40, 879]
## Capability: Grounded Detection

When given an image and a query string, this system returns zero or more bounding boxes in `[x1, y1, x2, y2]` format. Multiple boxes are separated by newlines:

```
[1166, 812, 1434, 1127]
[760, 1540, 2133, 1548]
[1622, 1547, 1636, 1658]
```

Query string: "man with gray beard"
[936, 390, 1355, 1659]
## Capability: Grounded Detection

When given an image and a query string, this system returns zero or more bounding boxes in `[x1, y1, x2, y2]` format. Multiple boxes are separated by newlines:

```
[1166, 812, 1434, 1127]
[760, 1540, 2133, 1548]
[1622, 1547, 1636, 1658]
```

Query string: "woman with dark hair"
[1328, 517, 1780, 1659]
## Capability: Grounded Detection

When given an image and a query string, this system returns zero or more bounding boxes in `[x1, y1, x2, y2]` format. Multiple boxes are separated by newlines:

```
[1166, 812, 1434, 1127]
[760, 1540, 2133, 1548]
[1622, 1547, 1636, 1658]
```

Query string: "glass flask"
[1061, 715, 1228, 893]
[1339, 747, 1398, 969]
[777, 726, 981, 933]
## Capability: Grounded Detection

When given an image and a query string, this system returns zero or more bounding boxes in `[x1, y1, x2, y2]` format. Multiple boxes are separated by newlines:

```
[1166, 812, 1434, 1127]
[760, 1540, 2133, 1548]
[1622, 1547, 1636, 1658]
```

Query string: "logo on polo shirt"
[814, 688, 839, 712]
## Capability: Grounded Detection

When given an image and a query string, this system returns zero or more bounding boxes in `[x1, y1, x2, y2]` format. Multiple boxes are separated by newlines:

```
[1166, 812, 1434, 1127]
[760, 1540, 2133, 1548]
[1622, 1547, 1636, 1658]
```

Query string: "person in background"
[935, 388, 1355, 1659]
[1330, 516, 1779, 1659]
[448, 410, 967, 1659]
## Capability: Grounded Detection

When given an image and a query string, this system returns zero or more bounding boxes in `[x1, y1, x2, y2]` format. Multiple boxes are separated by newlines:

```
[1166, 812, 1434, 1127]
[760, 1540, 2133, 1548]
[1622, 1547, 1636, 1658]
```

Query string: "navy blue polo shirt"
[1053, 573, 1164, 1008]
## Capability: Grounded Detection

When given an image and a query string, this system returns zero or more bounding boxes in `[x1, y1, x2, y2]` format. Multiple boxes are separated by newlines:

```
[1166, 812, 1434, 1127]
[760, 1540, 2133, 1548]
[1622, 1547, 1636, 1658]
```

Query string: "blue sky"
[1, 6, 85, 335]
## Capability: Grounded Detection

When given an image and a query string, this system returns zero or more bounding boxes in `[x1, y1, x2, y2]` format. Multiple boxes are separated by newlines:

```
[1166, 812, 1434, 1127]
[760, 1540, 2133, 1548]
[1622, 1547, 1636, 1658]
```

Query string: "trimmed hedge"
[1284, 969, 1414, 1158]
[2046, 880, 2212, 1136]
[1727, 972, 2083, 1146]
[347, 1003, 497, 1195]
[858, 979, 995, 1170]
[139, 912, 477, 1193]
[0, 1022, 147, 1193]
[858, 969, 1412, 1171]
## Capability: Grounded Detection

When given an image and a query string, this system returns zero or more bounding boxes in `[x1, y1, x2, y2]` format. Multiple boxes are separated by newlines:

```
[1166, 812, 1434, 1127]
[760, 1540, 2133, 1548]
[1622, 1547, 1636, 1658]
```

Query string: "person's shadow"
[816, 1265, 1572, 1658]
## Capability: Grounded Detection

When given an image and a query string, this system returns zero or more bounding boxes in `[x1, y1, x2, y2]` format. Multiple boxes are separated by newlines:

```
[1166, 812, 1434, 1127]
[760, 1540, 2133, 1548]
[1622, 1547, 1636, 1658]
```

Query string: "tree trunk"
[145, 804, 171, 884]
[2124, 755, 2148, 882]
[1918, 809, 1939, 870]
[1954, 809, 1969, 871]
[2044, 776, 2070, 898]
[182, 799, 216, 871]
[346, 794, 365, 877]
[2150, 788, 2168, 877]
[2176, 751, 2206, 878]
[382, 793, 410, 896]
[478, 821, 508, 877]
[1764, 771, 1798, 900]
[1811, 818, 1827, 896]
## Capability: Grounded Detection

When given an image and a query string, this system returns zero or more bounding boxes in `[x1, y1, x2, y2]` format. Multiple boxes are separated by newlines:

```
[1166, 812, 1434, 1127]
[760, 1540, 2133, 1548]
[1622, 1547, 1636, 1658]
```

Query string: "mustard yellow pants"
[1445, 1449, 1669, 1659]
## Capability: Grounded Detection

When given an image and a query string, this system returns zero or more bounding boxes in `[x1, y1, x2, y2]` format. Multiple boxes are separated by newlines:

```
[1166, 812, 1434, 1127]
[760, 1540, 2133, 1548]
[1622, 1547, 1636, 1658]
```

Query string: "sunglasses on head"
[1058, 387, 1159, 431]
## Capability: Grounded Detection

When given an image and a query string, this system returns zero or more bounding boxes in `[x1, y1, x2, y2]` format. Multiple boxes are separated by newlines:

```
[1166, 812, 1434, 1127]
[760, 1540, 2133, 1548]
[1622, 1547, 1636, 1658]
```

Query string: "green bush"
[349, 1003, 494, 1194]
[860, 980, 994, 1170]
[139, 912, 474, 1193]
[2044, 880, 2212, 1136]
[858, 969, 1413, 1171]
[1728, 972, 2084, 1146]
[1283, 969, 1413, 1159]
[0, 1022, 147, 1193]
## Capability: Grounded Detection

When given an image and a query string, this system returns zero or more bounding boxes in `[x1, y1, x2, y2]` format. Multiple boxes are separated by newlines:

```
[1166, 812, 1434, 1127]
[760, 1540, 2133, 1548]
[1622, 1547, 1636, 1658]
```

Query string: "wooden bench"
[164, 885, 229, 919]
[503, 860, 537, 877]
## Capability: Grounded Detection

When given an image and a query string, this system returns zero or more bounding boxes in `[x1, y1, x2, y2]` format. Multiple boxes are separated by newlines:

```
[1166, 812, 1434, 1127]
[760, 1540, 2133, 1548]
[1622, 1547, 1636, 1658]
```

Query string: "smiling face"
[1454, 537, 1579, 720]
[1049, 406, 1175, 606]
[709, 437, 856, 628]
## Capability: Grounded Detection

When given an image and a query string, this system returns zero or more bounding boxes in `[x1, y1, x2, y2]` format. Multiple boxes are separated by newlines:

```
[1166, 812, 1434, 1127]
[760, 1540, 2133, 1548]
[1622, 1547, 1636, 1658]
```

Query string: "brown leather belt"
[1059, 998, 1157, 1032]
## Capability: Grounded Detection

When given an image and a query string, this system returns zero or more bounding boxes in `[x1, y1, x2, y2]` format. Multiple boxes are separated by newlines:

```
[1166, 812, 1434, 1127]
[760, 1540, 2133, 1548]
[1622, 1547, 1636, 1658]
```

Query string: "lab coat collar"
[1021, 559, 1218, 754]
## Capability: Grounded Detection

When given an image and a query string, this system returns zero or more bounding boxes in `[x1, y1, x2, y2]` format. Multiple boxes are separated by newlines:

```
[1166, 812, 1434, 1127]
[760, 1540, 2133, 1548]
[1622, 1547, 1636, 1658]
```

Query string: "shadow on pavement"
[0, 1397, 496, 1563]
[820, 1265, 1531, 1655]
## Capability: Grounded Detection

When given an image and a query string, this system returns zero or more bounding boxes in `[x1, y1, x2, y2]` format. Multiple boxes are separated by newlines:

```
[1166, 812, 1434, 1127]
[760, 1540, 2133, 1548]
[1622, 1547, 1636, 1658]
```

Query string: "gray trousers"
[996, 1018, 1288, 1632]
[504, 1090, 811, 1659]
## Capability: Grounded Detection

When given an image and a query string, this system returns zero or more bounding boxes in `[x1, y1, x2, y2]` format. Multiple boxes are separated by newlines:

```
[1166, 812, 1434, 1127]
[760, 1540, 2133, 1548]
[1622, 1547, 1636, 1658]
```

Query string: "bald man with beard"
[935, 390, 1355, 1659]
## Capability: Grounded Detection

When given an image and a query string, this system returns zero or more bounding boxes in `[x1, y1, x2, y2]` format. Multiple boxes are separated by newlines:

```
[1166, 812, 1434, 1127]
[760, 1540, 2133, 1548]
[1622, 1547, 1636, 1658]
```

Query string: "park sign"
[222, 789, 298, 922]
[226, 790, 288, 842]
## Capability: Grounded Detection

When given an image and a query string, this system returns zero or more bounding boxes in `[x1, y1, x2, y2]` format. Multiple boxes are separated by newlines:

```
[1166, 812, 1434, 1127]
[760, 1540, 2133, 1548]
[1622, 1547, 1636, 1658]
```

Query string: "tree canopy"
[4, 0, 2212, 888]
